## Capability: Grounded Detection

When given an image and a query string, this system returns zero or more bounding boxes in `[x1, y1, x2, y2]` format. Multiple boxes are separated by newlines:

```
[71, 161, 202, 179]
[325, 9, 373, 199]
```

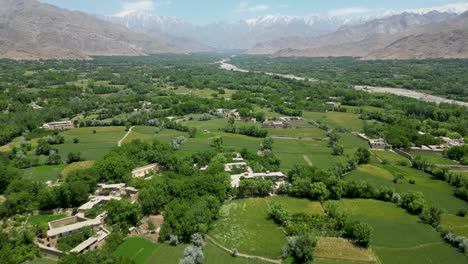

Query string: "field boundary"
[205, 235, 282, 264]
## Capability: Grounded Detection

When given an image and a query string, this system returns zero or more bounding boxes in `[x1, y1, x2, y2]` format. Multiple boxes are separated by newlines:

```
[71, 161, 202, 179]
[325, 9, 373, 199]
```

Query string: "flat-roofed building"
[132, 163, 159, 178]
[42, 121, 74, 130]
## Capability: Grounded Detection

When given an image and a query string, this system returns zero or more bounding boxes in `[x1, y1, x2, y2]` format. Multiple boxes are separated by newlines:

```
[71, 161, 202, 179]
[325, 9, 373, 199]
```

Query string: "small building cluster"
[409, 136, 465, 152]
[262, 116, 302, 129]
[225, 153, 287, 191]
[41, 121, 75, 130]
[36, 183, 139, 258]
[355, 133, 390, 150]
[214, 108, 241, 120]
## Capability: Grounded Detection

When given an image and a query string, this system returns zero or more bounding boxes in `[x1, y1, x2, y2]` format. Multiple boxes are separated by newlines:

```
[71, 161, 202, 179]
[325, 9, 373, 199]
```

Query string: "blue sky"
[40, 0, 468, 24]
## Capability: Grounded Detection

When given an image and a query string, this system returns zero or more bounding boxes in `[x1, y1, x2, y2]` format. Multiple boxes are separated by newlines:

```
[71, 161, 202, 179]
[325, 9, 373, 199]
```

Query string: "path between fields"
[303, 155, 313, 166]
[118, 126, 135, 147]
[205, 235, 282, 264]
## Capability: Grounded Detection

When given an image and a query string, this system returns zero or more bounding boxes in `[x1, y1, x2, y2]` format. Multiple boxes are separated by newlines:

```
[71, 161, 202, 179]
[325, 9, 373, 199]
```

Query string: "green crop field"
[372, 150, 409, 165]
[114, 237, 159, 264]
[182, 118, 228, 132]
[441, 214, 468, 237]
[267, 128, 327, 138]
[62, 161, 94, 177]
[409, 151, 458, 165]
[204, 241, 270, 264]
[330, 199, 467, 264]
[209, 198, 287, 259]
[346, 164, 468, 214]
[27, 214, 67, 226]
[54, 126, 127, 161]
[265, 196, 324, 215]
[302, 112, 366, 132]
[180, 133, 262, 154]
[122, 126, 188, 144]
[146, 241, 270, 264]
[145, 243, 184, 264]
[21, 164, 67, 182]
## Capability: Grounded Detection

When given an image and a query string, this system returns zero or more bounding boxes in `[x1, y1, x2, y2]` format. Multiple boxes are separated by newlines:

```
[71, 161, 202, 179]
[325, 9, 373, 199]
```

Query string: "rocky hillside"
[251, 11, 459, 58]
[0, 0, 179, 60]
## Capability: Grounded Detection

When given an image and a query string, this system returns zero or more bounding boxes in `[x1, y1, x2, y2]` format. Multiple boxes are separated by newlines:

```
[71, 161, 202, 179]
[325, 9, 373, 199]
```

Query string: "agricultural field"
[21, 164, 67, 182]
[61, 161, 94, 177]
[346, 164, 468, 214]
[145, 243, 185, 264]
[267, 128, 327, 138]
[265, 196, 324, 215]
[122, 126, 188, 144]
[314, 237, 377, 263]
[331, 199, 467, 264]
[209, 198, 287, 259]
[441, 214, 468, 237]
[208, 197, 323, 260]
[114, 237, 159, 264]
[409, 151, 458, 165]
[54, 126, 127, 161]
[302, 111, 366, 132]
[372, 150, 409, 165]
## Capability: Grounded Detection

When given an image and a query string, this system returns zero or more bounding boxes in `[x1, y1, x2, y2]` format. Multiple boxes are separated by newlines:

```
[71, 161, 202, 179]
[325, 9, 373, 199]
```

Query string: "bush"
[169, 235, 179, 246]
[352, 223, 373, 247]
[401, 192, 426, 214]
[457, 209, 467, 217]
[282, 235, 316, 264]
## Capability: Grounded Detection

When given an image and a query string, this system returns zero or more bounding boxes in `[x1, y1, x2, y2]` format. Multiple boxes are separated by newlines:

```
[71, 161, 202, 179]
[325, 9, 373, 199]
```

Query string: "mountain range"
[0, 0, 467, 60]
[0, 0, 179, 60]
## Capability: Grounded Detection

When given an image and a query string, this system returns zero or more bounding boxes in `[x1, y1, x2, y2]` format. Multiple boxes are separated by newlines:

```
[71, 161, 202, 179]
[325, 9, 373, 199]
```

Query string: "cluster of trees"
[446, 145, 468, 164]
[224, 124, 268, 138]
[237, 179, 273, 197]
[270, 201, 373, 254]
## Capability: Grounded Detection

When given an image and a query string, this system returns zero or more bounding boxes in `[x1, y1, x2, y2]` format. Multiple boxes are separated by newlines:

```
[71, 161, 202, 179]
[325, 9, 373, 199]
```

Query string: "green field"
[209, 198, 286, 259]
[27, 214, 67, 226]
[409, 151, 458, 165]
[372, 150, 409, 165]
[54, 126, 127, 161]
[346, 164, 468, 214]
[267, 128, 327, 138]
[21, 164, 67, 182]
[114, 237, 159, 264]
[302, 111, 366, 132]
[146, 241, 270, 264]
[123, 126, 188, 144]
[331, 199, 467, 264]
[182, 118, 228, 132]
[265, 196, 324, 215]
[441, 214, 468, 237]
[180, 133, 262, 154]
[208, 197, 323, 259]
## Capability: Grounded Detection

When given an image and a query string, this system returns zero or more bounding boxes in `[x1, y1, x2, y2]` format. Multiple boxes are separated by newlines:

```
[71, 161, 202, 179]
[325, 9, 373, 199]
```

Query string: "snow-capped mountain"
[104, 12, 358, 50]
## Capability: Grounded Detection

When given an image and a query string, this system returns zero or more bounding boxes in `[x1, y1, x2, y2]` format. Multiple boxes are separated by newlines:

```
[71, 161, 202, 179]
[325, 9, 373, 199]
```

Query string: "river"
[218, 59, 467, 107]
